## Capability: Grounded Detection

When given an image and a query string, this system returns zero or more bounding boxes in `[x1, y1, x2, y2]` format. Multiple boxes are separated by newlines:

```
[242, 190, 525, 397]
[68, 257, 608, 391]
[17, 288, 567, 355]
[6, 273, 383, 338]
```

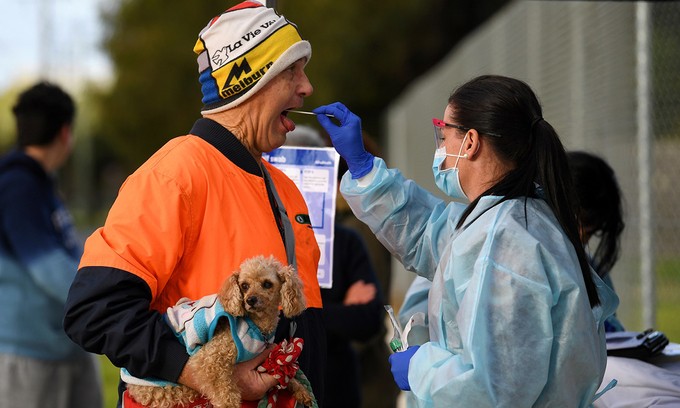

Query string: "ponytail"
[449, 75, 600, 308]
[533, 121, 600, 307]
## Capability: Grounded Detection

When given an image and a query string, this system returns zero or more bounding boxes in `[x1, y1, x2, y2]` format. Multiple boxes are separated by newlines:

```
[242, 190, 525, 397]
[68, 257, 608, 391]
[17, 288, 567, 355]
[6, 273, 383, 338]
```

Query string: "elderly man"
[64, 2, 325, 407]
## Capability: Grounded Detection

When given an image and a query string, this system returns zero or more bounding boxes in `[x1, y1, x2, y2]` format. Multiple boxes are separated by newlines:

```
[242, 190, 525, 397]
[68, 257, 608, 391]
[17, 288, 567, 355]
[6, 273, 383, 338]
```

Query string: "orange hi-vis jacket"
[65, 118, 324, 407]
[80, 126, 321, 311]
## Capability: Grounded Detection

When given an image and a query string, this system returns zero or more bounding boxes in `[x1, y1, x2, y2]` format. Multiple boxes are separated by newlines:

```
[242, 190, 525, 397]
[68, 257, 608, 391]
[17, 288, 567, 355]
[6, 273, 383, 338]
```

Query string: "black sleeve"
[322, 225, 385, 342]
[276, 307, 326, 406]
[63, 266, 189, 382]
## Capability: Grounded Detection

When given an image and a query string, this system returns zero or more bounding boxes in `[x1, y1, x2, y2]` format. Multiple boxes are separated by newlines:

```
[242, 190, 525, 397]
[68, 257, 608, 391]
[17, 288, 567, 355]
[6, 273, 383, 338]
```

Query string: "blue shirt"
[0, 149, 83, 360]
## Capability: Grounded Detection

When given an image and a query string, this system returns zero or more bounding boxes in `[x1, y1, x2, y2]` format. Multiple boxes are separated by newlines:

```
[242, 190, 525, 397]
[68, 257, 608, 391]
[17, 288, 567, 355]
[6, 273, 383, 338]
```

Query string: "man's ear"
[57, 124, 71, 143]
[52, 125, 73, 154]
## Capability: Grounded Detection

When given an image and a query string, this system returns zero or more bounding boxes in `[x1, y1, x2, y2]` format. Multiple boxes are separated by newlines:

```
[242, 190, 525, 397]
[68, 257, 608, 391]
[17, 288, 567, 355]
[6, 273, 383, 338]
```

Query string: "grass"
[100, 356, 120, 408]
[656, 258, 680, 340]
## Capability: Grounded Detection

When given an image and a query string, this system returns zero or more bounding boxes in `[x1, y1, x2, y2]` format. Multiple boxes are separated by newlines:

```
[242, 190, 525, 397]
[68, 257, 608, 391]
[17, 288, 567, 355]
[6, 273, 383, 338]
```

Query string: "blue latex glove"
[313, 102, 375, 179]
[389, 345, 420, 391]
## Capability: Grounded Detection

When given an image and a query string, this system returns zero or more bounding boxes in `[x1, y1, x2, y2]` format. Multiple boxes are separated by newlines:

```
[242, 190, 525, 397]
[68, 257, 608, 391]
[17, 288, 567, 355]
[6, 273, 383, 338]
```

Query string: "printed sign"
[264, 146, 339, 288]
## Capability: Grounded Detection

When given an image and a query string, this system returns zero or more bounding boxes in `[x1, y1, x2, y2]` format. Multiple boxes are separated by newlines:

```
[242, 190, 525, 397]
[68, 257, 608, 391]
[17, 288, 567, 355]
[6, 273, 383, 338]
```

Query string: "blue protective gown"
[340, 158, 619, 408]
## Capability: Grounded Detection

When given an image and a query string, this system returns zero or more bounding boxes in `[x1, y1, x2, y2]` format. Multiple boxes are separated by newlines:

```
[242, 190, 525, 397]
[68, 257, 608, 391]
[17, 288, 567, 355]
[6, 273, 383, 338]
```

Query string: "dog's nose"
[246, 296, 258, 307]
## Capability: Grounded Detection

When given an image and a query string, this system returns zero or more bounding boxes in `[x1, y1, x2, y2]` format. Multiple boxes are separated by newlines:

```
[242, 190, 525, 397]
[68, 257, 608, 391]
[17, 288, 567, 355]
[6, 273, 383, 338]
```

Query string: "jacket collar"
[0, 149, 50, 181]
[189, 118, 263, 177]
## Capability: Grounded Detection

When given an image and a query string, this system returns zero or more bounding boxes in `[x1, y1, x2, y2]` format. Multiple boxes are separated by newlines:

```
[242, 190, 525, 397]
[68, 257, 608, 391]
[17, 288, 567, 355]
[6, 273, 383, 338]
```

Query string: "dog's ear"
[279, 265, 306, 317]
[221, 272, 246, 316]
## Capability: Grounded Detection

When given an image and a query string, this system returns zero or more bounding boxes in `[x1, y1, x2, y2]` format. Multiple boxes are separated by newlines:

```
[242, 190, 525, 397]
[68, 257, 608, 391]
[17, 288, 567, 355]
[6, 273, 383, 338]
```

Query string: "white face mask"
[431, 135, 468, 202]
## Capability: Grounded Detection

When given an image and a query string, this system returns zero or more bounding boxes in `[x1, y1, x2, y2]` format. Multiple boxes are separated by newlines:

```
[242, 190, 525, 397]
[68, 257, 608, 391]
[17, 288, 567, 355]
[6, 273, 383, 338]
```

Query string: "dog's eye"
[262, 280, 273, 289]
[240, 283, 250, 291]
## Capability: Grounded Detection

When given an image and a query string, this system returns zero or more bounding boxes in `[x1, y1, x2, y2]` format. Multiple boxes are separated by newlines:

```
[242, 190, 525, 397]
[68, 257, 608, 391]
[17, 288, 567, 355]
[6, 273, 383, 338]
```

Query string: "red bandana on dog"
[123, 338, 306, 408]
[258, 337, 304, 406]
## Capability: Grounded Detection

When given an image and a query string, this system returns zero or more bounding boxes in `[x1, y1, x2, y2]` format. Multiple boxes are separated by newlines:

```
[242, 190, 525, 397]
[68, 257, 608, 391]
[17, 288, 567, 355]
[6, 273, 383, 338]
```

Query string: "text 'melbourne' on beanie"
[194, 1, 311, 114]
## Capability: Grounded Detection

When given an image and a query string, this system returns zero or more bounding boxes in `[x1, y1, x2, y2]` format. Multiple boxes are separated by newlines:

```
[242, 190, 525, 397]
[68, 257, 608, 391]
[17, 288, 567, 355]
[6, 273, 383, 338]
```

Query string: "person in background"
[63, 3, 325, 407]
[313, 75, 618, 407]
[0, 82, 102, 408]
[284, 125, 388, 408]
[334, 131, 399, 408]
[568, 151, 626, 332]
[568, 151, 680, 407]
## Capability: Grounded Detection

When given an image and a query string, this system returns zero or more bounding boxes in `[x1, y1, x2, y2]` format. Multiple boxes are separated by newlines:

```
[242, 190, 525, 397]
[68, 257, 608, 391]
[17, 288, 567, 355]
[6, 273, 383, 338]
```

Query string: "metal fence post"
[636, 1, 655, 328]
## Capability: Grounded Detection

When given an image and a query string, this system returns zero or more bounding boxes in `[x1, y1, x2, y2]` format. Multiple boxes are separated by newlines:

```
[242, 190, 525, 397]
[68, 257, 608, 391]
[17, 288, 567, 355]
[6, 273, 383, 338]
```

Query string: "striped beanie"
[194, 1, 311, 114]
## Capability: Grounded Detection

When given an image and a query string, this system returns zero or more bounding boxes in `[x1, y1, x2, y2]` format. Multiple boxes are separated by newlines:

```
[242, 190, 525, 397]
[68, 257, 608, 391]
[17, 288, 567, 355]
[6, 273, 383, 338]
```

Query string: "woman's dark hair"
[12, 81, 75, 147]
[568, 151, 625, 279]
[449, 75, 600, 307]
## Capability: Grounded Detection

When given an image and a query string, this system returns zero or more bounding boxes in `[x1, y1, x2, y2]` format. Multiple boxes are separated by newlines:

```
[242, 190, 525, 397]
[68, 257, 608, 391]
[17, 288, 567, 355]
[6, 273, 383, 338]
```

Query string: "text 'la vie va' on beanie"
[194, 1, 311, 114]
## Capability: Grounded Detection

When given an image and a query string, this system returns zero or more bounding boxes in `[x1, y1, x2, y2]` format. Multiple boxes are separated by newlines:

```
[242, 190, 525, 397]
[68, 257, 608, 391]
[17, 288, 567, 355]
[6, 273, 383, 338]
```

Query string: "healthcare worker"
[313, 75, 619, 407]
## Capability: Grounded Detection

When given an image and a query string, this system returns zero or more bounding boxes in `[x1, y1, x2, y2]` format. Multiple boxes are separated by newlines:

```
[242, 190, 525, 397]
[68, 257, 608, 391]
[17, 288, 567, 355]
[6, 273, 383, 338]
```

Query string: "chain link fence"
[650, 1, 680, 340]
[385, 0, 680, 339]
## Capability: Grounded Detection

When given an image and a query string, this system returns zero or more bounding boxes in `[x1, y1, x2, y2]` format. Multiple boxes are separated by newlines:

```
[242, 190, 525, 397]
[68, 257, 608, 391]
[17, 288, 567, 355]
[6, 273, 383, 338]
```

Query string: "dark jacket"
[321, 224, 384, 408]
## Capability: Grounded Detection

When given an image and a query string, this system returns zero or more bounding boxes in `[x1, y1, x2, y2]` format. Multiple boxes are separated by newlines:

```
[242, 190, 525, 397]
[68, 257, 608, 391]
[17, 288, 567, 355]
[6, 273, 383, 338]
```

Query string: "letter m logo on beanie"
[194, 1, 311, 114]
[225, 59, 253, 88]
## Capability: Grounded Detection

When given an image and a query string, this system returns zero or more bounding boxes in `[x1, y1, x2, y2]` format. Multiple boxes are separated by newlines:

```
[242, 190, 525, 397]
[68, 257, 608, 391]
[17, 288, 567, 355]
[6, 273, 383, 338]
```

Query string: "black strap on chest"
[189, 118, 296, 268]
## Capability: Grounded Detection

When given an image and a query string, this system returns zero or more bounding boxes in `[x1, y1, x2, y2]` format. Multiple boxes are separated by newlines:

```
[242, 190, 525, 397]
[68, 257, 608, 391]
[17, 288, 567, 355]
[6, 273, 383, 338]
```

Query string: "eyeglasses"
[432, 117, 502, 148]
[432, 118, 470, 132]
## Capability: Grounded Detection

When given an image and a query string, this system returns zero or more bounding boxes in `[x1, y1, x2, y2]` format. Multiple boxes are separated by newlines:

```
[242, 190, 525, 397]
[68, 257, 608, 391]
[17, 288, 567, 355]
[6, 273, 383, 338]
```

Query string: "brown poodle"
[126, 255, 314, 408]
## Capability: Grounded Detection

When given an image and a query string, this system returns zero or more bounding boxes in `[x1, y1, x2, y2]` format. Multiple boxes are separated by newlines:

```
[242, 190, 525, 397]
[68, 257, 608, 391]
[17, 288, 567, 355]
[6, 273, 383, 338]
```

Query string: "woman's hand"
[314, 102, 374, 179]
[389, 345, 420, 391]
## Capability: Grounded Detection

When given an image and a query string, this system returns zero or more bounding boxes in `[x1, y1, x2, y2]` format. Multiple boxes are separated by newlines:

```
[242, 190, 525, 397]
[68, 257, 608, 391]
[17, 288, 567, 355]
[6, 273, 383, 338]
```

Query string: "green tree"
[280, 0, 510, 139]
[95, 0, 509, 171]
[0, 82, 36, 152]
[652, 3, 680, 139]
[0, 88, 18, 152]
[94, 0, 225, 171]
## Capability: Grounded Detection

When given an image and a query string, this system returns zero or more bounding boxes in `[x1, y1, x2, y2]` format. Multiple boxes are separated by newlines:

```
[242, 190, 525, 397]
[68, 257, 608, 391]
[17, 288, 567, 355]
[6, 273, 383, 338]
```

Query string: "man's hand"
[234, 347, 279, 401]
[178, 346, 278, 401]
[343, 280, 376, 305]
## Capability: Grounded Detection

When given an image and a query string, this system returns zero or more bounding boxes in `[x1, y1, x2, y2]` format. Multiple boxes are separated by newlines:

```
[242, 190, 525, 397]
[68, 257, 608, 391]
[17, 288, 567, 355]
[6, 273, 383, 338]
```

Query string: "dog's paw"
[288, 380, 315, 407]
[295, 392, 315, 407]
